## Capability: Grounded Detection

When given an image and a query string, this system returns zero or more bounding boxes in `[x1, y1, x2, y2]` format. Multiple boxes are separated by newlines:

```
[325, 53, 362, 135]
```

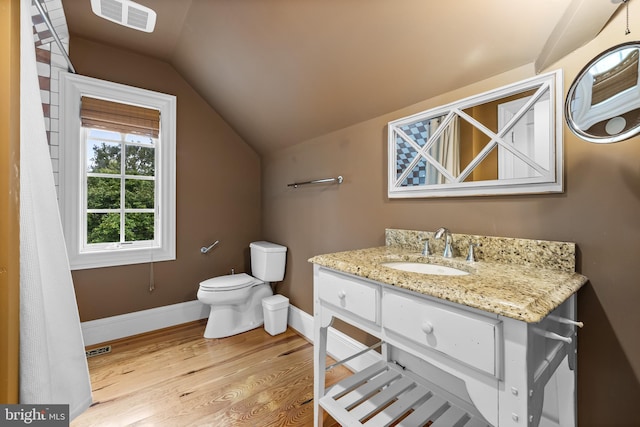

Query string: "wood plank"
[337, 369, 402, 410]
[364, 385, 431, 427]
[325, 360, 388, 398]
[71, 321, 350, 426]
[395, 395, 447, 427]
[430, 405, 466, 426]
[347, 376, 416, 422]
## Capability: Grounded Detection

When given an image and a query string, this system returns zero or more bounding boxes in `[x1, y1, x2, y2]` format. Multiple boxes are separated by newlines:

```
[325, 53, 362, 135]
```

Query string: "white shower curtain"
[19, 0, 92, 419]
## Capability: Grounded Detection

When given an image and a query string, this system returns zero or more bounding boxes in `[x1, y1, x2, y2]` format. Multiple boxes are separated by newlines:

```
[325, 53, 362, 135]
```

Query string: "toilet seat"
[199, 273, 262, 291]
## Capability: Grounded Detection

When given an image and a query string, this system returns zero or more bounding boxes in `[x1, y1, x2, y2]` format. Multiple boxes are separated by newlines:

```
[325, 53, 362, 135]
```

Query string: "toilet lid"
[199, 273, 262, 291]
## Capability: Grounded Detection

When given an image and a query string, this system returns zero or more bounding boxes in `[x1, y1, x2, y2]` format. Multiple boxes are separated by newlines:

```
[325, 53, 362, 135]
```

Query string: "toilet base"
[202, 283, 273, 339]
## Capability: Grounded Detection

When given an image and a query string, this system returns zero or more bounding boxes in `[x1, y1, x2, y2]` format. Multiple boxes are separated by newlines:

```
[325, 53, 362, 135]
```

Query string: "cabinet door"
[382, 290, 502, 376]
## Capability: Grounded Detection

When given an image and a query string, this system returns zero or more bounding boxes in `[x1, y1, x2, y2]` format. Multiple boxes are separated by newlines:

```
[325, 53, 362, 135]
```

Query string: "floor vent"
[86, 345, 112, 358]
[90, 0, 156, 33]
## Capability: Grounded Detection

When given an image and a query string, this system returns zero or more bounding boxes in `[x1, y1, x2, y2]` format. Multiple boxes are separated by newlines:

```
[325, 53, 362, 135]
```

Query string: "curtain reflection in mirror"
[427, 116, 460, 184]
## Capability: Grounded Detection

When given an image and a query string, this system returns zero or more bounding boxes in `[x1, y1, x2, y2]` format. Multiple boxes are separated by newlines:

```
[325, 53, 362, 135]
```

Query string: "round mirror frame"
[565, 41, 640, 144]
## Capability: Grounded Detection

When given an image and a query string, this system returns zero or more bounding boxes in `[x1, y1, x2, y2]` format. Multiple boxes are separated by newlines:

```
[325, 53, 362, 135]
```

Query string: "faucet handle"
[466, 243, 477, 262]
[422, 239, 430, 256]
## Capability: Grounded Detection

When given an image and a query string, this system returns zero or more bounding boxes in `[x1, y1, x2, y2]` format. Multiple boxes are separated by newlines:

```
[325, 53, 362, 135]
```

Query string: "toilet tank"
[250, 241, 287, 282]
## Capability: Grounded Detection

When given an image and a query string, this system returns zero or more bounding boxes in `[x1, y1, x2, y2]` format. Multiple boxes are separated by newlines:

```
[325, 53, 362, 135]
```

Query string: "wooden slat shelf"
[319, 361, 491, 427]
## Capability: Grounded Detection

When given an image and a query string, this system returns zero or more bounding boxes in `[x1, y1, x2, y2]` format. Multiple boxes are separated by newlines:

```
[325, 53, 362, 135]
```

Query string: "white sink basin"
[381, 262, 469, 276]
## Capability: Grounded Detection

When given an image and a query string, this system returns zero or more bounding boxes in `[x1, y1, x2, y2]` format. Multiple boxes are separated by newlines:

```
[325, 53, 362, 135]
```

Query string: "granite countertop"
[309, 244, 588, 323]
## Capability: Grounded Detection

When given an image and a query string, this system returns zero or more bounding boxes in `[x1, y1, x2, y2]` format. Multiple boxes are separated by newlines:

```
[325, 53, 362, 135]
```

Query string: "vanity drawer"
[317, 269, 378, 323]
[382, 291, 502, 376]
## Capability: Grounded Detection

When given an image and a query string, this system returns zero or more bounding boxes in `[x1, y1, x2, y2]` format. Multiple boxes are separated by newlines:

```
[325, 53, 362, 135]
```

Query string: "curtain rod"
[33, 0, 76, 74]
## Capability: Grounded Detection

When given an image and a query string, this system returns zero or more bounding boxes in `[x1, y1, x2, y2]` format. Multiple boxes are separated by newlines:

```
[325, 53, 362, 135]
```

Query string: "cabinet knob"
[337, 290, 346, 299]
[421, 321, 434, 334]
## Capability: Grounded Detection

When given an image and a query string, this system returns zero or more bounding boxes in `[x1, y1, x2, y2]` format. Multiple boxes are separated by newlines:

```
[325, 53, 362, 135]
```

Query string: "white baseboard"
[81, 300, 210, 346]
[81, 300, 381, 372]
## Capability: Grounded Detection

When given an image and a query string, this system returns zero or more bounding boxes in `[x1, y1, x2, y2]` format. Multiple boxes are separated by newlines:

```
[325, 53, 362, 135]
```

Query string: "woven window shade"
[80, 97, 160, 138]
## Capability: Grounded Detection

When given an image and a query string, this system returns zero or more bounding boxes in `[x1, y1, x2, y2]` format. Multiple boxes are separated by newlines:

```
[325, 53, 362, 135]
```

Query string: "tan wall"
[0, 0, 20, 404]
[262, 14, 640, 427]
[68, 37, 262, 321]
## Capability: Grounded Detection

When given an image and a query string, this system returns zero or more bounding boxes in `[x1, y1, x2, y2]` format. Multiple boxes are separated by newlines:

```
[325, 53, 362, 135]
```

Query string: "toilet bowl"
[197, 273, 273, 338]
[197, 241, 287, 338]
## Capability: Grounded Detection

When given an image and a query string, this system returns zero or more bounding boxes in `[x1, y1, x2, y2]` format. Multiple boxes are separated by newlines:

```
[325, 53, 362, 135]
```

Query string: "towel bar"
[288, 176, 343, 188]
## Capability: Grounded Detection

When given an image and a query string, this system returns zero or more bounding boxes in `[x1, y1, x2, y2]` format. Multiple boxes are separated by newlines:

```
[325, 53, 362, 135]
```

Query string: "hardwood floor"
[72, 320, 350, 427]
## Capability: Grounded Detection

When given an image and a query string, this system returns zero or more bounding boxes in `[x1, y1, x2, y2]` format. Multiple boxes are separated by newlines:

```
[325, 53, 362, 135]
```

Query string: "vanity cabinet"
[313, 266, 579, 427]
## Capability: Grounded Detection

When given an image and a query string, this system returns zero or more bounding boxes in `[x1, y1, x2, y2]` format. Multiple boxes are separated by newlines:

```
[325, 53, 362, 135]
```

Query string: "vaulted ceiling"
[60, 0, 620, 154]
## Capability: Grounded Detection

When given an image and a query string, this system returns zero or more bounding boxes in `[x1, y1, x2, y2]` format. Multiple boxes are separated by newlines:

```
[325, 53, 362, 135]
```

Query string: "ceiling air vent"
[90, 0, 156, 33]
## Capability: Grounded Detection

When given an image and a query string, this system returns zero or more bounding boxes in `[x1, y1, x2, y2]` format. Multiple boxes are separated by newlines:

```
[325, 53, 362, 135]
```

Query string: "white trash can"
[262, 294, 289, 336]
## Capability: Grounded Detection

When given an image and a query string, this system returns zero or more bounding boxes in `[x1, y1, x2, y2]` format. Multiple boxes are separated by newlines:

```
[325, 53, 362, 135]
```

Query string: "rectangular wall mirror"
[388, 70, 563, 198]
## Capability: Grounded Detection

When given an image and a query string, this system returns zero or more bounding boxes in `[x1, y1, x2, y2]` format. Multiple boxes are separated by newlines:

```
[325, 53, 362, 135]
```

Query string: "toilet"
[197, 241, 287, 339]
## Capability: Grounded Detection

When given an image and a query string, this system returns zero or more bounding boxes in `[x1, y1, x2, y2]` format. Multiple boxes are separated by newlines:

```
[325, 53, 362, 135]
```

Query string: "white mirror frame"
[388, 70, 563, 198]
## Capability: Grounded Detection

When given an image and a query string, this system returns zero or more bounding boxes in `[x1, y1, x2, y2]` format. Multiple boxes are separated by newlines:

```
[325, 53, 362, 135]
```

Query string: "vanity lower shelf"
[321, 360, 490, 427]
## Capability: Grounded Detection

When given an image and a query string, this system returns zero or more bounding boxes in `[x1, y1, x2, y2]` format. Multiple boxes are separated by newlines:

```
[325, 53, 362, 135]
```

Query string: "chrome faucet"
[434, 227, 453, 258]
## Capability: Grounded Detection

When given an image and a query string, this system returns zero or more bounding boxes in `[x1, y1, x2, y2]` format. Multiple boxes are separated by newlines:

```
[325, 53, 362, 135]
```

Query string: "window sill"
[69, 246, 175, 270]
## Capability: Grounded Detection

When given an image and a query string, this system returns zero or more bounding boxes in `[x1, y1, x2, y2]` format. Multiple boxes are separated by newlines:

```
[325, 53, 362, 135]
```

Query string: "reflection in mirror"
[396, 115, 451, 185]
[389, 71, 562, 198]
[566, 42, 640, 143]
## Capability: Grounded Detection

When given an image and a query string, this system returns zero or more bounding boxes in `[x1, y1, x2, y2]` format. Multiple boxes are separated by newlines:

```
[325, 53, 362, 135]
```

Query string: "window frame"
[60, 73, 176, 270]
[82, 128, 157, 251]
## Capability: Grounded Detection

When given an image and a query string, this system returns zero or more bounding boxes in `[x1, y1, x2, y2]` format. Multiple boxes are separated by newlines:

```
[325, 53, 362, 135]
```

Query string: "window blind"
[80, 96, 160, 138]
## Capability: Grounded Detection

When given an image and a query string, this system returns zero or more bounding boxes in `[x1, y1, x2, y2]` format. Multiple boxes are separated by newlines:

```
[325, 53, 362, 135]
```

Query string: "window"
[60, 74, 176, 270]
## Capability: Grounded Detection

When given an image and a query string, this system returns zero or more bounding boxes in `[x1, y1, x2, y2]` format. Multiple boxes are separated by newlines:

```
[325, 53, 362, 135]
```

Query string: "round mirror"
[565, 41, 640, 143]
